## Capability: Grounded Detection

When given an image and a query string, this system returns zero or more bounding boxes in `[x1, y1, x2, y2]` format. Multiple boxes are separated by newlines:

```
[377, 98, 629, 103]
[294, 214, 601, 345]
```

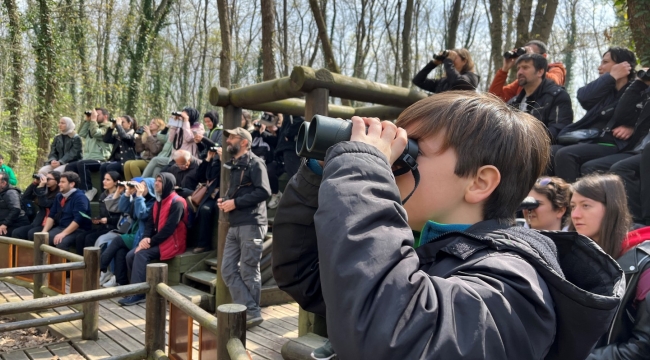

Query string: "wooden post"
[216, 303, 247, 360]
[145, 263, 168, 357]
[216, 105, 242, 310]
[32, 232, 48, 299]
[81, 247, 100, 340]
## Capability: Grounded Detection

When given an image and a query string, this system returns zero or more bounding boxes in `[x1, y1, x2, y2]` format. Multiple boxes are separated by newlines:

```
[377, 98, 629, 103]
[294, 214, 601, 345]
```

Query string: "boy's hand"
[350, 116, 407, 165]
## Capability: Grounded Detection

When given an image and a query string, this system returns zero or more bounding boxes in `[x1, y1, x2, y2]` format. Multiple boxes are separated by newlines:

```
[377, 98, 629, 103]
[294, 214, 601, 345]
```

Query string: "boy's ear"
[464, 165, 500, 204]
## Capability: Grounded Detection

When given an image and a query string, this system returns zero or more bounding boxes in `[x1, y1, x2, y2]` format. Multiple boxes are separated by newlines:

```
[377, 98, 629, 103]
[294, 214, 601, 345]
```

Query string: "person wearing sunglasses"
[523, 177, 572, 231]
[13, 171, 61, 240]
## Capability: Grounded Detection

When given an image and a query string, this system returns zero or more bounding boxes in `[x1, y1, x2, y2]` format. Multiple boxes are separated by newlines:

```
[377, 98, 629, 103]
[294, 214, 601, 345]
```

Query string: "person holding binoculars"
[412, 48, 479, 93]
[123, 118, 168, 180]
[273, 92, 623, 359]
[489, 40, 567, 102]
[100, 115, 138, 183]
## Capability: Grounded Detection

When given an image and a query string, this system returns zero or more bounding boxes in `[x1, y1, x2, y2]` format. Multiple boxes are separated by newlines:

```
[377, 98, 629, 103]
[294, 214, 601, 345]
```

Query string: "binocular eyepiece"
[295, 115, 419, 174]
[638, 69, 650, 82]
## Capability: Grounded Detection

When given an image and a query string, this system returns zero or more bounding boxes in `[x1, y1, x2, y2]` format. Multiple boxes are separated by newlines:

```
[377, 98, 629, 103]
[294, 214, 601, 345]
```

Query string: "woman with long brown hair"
[412, 48, 480, 93]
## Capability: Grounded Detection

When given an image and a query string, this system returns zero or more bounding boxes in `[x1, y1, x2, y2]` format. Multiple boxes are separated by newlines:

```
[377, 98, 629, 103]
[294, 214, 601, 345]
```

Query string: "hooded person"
[39, 117, 83, 175]
[168, 106, 204, 158]
[119, 173, 188, 306]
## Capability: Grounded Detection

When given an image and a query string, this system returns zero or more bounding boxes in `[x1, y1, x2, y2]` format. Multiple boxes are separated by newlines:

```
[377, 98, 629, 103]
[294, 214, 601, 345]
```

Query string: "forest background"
[0, 0, 648, 185]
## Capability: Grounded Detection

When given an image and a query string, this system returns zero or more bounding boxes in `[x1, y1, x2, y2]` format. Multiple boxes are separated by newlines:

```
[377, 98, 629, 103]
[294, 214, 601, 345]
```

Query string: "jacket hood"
[142, 178, 156, 198]
[474, 222, 624, 360]
[157, 173, 176, 200]
[549, 62, 567, 81]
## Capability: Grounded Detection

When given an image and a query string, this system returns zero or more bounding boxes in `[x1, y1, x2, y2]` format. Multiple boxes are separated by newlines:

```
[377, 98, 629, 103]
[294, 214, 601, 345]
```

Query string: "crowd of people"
[0, 37, 648, 359]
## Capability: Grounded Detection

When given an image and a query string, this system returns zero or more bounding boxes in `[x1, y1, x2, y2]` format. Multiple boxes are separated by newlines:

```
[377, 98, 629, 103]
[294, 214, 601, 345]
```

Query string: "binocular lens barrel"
[296, 115, 354, 160]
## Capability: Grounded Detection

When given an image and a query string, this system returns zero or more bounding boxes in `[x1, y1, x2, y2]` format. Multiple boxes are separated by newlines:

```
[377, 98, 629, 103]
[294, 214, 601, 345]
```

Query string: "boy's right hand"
[349, 116, 407, 165]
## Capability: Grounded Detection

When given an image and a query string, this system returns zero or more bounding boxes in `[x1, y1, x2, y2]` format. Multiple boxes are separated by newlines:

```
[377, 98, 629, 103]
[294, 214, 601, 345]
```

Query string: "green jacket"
[78, 120, 112, 161]
[0, 164, 17, 186]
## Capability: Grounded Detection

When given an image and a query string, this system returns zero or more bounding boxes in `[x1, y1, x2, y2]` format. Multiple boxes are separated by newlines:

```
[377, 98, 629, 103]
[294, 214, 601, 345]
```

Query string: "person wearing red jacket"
[119, 172, 188, 306]
[489, 40, 567, 102]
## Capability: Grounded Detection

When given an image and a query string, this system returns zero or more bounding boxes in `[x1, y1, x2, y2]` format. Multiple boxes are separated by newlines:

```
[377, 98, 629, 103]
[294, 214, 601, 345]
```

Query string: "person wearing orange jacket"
[489, 40, 567, 102]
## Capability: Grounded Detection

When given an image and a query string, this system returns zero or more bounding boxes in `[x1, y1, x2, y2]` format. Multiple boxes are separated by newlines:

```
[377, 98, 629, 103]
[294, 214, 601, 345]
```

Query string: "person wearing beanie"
[168, 107, 204, 158]
[39, 117, 83, 175]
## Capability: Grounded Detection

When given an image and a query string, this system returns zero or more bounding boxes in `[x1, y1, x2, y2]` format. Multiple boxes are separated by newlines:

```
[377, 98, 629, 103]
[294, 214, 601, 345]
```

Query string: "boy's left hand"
[350, 116, 408, 165]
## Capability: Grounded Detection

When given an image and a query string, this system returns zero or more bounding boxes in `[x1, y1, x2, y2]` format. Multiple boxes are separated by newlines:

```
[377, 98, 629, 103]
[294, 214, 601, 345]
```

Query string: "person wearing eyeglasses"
[523, 177, 572, 231]
[412, 48, 479, 93]
[13, 171, 61, 240]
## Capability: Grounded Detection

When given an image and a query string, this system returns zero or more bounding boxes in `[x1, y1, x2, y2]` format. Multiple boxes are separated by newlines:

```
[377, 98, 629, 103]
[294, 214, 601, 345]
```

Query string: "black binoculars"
[504, 47, 526, 59]
[295, 115, 419, 172]
[171, 111, 182, 116]
[638, 69, 650, 82]
[84, 111, 92, 116]
[518, 196, 540, 211]
[109, 118, 117, 123]
[433, 50, 449, 62]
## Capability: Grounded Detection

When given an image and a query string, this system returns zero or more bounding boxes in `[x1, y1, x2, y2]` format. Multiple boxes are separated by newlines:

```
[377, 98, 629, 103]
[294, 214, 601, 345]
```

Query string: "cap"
[224, 127, 253, 143]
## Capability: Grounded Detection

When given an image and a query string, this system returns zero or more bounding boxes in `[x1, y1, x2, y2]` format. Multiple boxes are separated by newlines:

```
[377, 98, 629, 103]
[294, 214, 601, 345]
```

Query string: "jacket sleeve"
[22, 183, 36, 201]
[0, 190, 23, 226]
[103, 127, 116, 144]
[588, 294, 650, 360]
[115, 125, 136, 147]
[89, 121, 107, 140]
[34, 187, 55, 208]
[149, 200, 184, 247]
[272, 163, 326, 316]
[233, 160, 271, 209]
[59, 136, 82, 165]
[442, 58, 478, 90]
[5, 167, 17, 186]
[489, 69, 520, 102]
[577, 74, 617, 111]
[547, 64, 567, 86]
[71, 195, 91, 226]
[78, 121, 90, 138]
[412, 61, 440, 93]
[181, 120, 194, 145]
[547, 91, 575, 142]
[315, 142, 556, 359]
[132, 196, 151, 220]
[611, 80, 648, 129]
[118, 194, 131, 213]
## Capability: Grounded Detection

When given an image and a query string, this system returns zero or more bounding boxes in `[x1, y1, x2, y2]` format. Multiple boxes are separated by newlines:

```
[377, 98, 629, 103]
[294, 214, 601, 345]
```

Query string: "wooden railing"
[0, 233, 251, 360]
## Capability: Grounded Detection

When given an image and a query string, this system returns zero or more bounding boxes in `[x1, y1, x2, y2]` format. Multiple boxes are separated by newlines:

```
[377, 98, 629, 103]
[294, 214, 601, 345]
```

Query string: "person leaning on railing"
[412, 48, 479, 93]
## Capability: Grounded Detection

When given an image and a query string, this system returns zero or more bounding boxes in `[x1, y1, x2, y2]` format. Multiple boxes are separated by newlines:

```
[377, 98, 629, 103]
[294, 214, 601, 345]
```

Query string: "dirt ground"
[0, 316, 63, 353]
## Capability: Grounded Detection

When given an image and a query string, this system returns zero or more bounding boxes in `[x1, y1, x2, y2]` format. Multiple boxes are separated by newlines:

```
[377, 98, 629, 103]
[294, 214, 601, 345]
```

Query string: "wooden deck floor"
[0, 281, 298, 360]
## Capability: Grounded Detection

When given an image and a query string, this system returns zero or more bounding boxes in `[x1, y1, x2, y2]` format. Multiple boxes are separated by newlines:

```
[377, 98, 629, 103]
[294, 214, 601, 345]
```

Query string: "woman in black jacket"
[189, 147, 221, 253]
[101, 115, 138, 180]
[12, 171, 61, 240]
[412, 48, 479, 93]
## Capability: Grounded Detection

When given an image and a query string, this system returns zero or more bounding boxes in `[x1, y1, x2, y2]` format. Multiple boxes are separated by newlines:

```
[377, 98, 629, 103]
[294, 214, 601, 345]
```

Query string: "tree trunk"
[125, 0, 174, 117]
[401, 0, 414, 87]
[514, 0, 533, 47]
[530, 0, 559, 43]
[196, 0, 210, 110]
[282, 0, 289, 76]
[111, 0, 137, 110]
[261, 0, 277, 81]
[308, 0, 341, 74]
[628, 0, 650, 66]
[487, 0, 503, 74]
[3, 0, 23, 168]
[563, 0, 578, 92]
[74, 0, 92, 107]
[103, 0, 116, 107]
[445, 0, 462, 49]
[217, 0, 232, 88]
[504, 0, 516, 51]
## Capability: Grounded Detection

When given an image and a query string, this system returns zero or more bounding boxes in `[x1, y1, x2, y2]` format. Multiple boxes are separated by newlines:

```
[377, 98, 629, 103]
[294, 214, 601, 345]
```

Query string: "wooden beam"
[40, 244, 84, 262]
[216, 303, 247, 360]
[226, 338, 250, 360]
[210, 78, 303, 108]
[0, 311, 83, 332]
[82, 247, 100, 340]
[32, 232, 48, 299]
[0, 262, 85, 278]
[156, 283, 218, 335]
[0, 236, 35, 248]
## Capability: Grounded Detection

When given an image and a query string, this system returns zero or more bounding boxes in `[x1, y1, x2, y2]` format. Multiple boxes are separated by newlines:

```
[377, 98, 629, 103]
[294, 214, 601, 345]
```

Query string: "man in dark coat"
[0, 173, 30, 236]
[273, 92, 624, 360]
[506, 54, 573, 143]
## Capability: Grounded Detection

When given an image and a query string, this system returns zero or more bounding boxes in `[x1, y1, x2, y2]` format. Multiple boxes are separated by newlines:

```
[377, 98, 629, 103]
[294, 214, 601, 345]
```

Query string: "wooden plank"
[48, 342, 85, 359]
[1, 351, 30, 360]
[249, 326, 292, 346]
[24, 347, 53, 360]
[95, 334, 130, 356]
[96, 316, 144, 351]
[258, 319, 298, 339]
[99, 300, 146, 331]
[277, 304, 299, 314]
[261, 307, 298, 327]
[246, 338, 284, 360]
[247, 331, 286, 353]
[73, 340, 111, 360]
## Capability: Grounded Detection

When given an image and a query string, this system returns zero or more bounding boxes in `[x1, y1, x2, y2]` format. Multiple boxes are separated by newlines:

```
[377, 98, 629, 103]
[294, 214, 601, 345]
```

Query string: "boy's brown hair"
[396, 91, 550, 222]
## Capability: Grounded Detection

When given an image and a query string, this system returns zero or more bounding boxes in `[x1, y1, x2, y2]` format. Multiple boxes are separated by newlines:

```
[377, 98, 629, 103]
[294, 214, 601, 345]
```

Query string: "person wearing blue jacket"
[98, 177, 155, 287]
[41, 172, 92, 255]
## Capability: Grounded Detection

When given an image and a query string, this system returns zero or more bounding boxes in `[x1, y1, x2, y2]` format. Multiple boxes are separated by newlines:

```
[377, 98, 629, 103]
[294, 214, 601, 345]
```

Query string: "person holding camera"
[41, 172, 92, 255]
[123, 118, 168, 180]
[13, 171, 61, 240]
[219, 127, 271, 328]
[273, 92, 623, 359]
[100, 115, 138, 180]
[553, 47, 638, 182]
[412, 48, 479, 93]
[506, 54, 573, 143]
[189, 145, 221, 253]
[168, 107, 204, 159]
[65, 108, 113, 201]
[0, 173, 29, 237]
[489, 40, 567, 102]
[38, 117, 83, 175]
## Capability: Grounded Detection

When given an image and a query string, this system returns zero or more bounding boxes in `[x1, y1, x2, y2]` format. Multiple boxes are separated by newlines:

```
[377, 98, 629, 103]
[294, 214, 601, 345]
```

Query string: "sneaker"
[245, 314, 264, 329]
[102, 275, 117, 288]
[268, 191, 282, 209]
[311, 339, 336, 360]
[99, 270, 113, 285]
[117, 294, 146, 306]
[85, 187, 98, 201]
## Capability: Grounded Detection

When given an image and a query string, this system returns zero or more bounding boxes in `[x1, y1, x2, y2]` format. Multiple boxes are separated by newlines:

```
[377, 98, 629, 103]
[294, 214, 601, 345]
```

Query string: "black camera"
[504, 47, 526, 59]
[171, 111, 182, 117]
[84, 111, 92, 116]
[638, 69, 650, 82]
[518, 196, 540, 211]
[109, 118, 117, 123]
[32, 173, 41, 180]
[433, 50, 449, 62]
[209, 146, 220, 152]
[135, 126, 145, 135]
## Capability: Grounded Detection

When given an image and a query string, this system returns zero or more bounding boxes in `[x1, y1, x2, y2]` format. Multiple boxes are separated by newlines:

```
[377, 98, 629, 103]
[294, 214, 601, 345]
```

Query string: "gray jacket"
[225, 151, 271, 227]
[47, 133, 83, 165]
[273, 142, 624, 360]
